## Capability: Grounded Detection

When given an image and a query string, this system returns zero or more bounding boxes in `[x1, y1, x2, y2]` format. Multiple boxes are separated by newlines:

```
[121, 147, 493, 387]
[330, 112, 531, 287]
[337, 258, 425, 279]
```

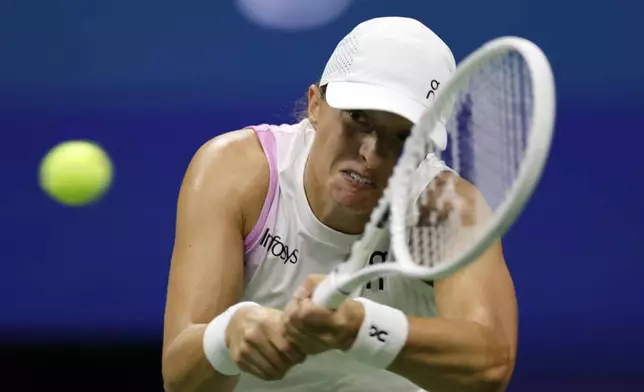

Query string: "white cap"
[320, 17, 456, 150]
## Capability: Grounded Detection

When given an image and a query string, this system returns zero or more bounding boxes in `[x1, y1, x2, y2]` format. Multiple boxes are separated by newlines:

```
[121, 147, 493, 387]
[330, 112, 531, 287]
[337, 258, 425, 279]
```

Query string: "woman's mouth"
[341, 170, 376, 189]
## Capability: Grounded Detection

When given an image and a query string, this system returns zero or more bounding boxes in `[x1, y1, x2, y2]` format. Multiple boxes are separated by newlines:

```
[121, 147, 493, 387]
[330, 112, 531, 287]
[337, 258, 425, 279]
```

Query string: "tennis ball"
[39, 140, 114, 206]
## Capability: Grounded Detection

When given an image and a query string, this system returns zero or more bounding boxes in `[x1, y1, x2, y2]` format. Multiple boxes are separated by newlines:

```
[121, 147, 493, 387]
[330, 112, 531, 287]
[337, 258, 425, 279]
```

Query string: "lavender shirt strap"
[243, 125, 279, 253]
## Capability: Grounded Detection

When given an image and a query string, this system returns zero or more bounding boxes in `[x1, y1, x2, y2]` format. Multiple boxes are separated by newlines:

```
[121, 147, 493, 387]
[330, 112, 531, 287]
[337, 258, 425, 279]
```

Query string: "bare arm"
[387, 243, 517, 392]
[387, 174, 518, 392]
[161, 129, 269, 392]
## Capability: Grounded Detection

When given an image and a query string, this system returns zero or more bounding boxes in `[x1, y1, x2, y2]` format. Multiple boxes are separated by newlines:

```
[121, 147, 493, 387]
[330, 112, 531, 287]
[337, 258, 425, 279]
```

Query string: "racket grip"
[311, 273, 350, 310]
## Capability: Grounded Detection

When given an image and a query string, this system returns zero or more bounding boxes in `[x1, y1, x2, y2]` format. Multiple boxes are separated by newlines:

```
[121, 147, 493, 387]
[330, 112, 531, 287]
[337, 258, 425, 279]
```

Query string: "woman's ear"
[307, 84, 322, 128]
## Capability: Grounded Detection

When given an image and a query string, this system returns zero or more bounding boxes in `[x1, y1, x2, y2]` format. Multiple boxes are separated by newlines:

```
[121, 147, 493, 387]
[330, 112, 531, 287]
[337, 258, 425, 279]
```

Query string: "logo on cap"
[426, 79, 440, 99]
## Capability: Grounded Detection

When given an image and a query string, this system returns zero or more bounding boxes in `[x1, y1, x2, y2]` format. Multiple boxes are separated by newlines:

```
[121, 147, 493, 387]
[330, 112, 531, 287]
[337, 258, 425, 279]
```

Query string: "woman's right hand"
[225, 305, 307, 381]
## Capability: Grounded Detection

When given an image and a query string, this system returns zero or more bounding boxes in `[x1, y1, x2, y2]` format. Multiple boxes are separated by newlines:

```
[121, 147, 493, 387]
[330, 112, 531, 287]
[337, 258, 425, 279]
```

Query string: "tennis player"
[162, 17, 518, 392]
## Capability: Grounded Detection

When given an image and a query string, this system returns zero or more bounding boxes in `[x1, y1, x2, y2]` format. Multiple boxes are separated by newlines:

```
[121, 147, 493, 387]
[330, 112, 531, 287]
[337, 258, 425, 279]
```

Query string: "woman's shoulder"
[181, 128, 271, 235]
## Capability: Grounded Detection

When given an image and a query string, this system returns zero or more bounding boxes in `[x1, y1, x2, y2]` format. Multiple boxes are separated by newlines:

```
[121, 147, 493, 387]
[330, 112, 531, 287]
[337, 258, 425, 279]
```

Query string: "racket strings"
[405, 50, 534, 268]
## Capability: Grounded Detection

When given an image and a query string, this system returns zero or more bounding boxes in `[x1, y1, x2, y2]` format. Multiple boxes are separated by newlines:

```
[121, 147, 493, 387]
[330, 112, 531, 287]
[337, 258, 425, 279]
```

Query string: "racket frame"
[390, 36, 556, 280]
[312, 36, 556, 308]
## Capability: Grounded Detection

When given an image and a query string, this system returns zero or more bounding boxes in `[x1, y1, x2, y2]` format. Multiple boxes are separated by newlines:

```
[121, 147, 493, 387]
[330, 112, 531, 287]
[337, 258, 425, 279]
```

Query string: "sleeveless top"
[235, 120, 450, 392]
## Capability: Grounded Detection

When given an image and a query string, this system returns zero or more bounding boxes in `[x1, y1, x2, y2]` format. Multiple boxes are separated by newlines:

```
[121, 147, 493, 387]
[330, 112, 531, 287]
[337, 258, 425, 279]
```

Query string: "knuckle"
[265, 372, 284, 381]
[260, 367, 285, 381]
[237, 341, 251, 359]
[257, 373, 273, 381]
[294, 350, 307, 363]
[244, 327, 263, 345]
[248, 322, 262, 335]
[275, 341, 293, 355]
[236, 361, 252, 374]
[283, 309, 295, 325]
[296, 306, 312, 320]
[286, 315, 303, 330]
[229, 351, 242, 365]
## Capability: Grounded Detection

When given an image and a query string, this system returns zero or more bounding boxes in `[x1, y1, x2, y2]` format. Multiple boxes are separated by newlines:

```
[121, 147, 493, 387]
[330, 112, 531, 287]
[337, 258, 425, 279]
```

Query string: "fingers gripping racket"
[312, 36, 556, 309]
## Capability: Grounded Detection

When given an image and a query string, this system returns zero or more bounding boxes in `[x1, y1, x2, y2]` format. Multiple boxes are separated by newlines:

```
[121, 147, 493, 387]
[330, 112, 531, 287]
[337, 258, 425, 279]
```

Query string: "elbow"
[162, 353, 181, 392]
[162, 342, 192, 392]
[162, 361, 191, 392]
[479, 365, 512, 392]
[163, 380, 183, 392]
[163, 374, 180, 392]
[479, 343, 516, 392]
[163, 380, 179, 392]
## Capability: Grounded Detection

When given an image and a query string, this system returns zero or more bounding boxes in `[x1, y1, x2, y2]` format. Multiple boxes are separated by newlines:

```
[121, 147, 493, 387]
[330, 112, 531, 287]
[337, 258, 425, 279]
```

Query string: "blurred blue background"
[1, 0, 643, 389]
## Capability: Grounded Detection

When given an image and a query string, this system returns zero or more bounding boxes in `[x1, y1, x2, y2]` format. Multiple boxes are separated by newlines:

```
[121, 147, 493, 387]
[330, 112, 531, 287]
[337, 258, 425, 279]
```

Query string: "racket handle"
[311, 271, 351, 310]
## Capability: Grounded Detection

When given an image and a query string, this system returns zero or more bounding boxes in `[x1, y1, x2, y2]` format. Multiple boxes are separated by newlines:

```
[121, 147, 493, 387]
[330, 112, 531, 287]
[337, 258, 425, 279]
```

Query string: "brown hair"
[293, 83, 327, 122]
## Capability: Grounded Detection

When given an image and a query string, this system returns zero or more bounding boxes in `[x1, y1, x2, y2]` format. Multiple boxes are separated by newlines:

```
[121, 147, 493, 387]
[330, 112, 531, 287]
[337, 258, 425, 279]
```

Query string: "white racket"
[312, 36, 556, 309]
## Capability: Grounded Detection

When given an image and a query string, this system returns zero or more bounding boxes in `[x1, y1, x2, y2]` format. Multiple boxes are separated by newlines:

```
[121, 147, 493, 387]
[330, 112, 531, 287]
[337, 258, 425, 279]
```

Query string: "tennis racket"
[311, 36, 556, 309]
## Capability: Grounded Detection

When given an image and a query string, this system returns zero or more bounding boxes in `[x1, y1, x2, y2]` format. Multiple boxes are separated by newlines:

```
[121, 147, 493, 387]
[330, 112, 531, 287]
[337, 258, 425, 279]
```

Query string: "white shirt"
[236, 120, 448, 392]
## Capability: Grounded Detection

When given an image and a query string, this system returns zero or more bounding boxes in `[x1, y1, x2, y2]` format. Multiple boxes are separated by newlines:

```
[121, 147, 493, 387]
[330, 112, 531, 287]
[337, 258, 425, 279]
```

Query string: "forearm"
[162, 324, 239, 392]
[388, 317, 513, 392]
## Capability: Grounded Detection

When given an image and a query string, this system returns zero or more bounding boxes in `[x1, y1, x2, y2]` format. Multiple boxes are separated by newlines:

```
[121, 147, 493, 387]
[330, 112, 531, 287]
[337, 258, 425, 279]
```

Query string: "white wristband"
[345, 297, 409, 369]
[203, 301, 260, 376]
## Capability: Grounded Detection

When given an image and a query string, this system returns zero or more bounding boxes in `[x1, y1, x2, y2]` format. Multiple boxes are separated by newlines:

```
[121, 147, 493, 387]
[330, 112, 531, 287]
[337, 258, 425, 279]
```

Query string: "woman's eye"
[346, 110, 368, 124]
[397, 132, 410, 142]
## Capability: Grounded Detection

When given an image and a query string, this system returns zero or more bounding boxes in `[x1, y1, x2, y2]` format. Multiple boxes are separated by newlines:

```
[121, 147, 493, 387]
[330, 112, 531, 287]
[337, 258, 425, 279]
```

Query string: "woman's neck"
[303, 158, 367, 235]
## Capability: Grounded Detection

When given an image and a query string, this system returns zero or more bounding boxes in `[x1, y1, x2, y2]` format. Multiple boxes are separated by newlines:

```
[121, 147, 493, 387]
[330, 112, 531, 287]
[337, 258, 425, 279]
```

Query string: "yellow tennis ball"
[39, 140, 114, 206]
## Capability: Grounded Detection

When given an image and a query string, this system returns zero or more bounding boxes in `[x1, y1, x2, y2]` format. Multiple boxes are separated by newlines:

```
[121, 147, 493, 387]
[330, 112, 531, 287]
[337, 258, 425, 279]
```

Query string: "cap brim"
[325, 81, 447, 150]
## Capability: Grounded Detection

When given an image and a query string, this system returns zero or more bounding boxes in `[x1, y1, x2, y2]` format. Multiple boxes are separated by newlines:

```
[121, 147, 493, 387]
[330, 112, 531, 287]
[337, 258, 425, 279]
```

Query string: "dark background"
[1, 0, 643, 390]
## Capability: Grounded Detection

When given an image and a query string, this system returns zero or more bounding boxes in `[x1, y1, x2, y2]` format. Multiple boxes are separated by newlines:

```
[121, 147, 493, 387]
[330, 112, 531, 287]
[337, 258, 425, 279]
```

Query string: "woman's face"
[306, 84, 413, 216]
